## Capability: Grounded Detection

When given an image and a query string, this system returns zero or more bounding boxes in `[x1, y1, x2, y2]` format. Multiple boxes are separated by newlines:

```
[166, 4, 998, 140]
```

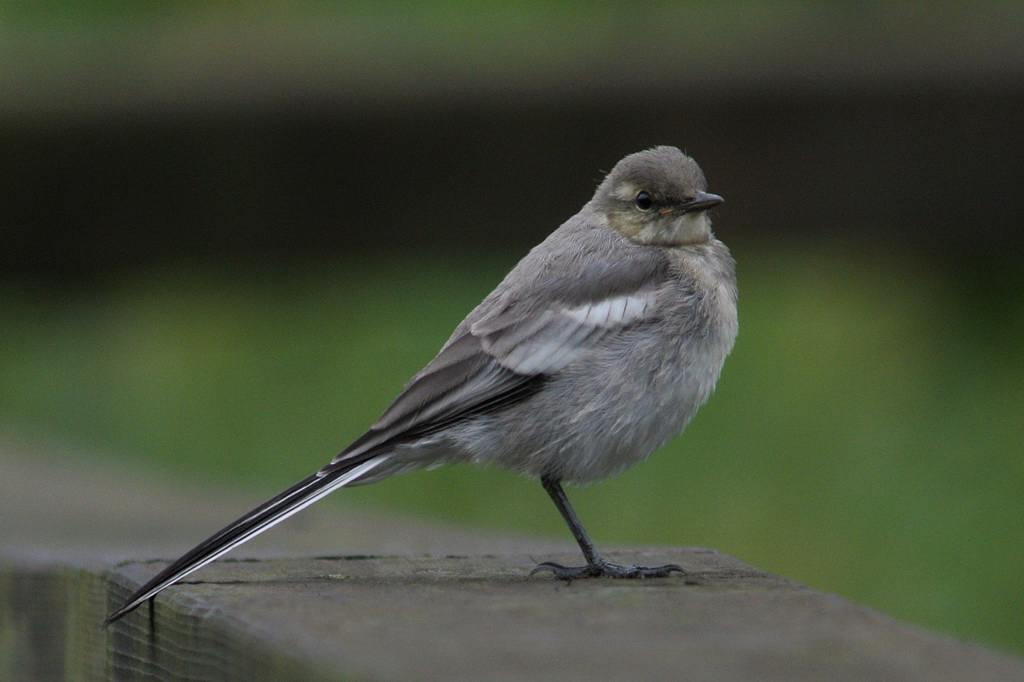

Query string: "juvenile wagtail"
[105, 146, 736, 624]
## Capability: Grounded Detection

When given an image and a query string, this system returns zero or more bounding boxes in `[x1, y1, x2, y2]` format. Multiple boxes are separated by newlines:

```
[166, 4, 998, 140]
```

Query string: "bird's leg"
[531, 475, 684, 580]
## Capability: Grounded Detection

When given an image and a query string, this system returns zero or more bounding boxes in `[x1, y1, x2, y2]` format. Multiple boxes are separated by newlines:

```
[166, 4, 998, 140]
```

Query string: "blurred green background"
[2, 1, 1023, 657]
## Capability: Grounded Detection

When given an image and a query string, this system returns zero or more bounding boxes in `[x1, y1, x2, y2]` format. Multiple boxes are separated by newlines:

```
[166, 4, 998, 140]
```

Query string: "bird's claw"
[530, 560, 684, 581]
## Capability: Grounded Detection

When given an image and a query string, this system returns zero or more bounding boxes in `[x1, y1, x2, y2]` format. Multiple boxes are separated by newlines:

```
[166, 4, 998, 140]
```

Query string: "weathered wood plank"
[5, 549, 1024, 681]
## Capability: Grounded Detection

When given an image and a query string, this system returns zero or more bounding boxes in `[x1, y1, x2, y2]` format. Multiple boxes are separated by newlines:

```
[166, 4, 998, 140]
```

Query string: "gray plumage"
[105, 145, 737, 624]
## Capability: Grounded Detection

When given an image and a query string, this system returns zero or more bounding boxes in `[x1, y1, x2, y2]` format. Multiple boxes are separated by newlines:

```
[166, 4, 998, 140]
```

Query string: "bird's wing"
[327, 276, 665, 468]
[472, 288, 661, 374]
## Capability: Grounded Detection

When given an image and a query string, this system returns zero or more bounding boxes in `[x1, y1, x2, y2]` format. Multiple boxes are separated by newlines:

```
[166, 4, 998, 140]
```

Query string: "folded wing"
[326, 287, 662, 469]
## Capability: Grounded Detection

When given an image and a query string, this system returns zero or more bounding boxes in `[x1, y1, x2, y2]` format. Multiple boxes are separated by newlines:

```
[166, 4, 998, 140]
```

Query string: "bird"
[104, 145, 737, 625]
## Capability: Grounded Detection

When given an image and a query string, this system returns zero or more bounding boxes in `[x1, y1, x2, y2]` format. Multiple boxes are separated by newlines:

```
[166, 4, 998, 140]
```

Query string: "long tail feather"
[103, 454, 389, 625]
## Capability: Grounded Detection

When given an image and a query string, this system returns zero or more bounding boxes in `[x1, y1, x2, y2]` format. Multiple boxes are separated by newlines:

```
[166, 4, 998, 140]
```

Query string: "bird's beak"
[679, 191, 724, 214]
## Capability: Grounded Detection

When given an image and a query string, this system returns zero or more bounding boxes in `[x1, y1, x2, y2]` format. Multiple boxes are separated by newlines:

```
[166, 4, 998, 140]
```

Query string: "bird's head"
[593, 146, 723, 247]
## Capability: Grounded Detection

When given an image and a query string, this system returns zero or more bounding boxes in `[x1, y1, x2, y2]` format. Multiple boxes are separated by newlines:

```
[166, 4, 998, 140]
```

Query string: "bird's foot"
[530, 558, 684, 581]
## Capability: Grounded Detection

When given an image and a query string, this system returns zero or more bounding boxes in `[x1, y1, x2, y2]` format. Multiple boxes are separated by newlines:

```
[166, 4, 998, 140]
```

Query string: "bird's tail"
[103, 454, 390, 626]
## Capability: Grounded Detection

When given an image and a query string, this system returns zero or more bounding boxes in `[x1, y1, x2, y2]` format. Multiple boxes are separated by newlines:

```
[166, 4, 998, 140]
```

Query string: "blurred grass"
[1, 246, 1023, 654]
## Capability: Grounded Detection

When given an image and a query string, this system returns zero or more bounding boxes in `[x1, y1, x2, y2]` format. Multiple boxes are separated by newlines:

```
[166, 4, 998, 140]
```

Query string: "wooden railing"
[4, 548, 1023, 681]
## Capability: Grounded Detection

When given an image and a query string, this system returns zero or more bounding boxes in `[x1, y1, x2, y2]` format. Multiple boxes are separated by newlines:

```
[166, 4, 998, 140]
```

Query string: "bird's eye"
[634, 191, 653, 211]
